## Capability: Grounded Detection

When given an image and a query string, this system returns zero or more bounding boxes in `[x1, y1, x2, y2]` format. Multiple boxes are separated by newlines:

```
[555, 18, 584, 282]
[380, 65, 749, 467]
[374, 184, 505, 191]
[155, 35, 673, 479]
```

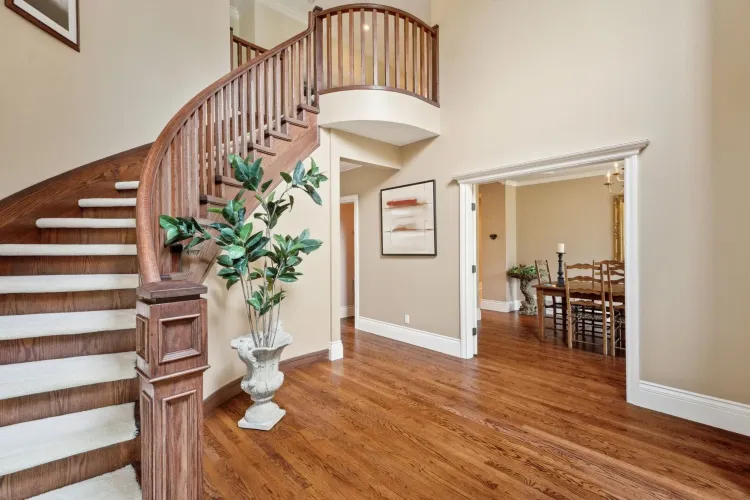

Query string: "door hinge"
[472, 265, 477, 274]
[472, 327, 477, 337]
[471, 202, 476, 211]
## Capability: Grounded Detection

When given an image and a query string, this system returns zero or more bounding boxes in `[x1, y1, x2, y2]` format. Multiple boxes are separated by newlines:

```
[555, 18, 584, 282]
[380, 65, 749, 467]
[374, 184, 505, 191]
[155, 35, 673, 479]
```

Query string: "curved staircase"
[0, 4, 437, 498]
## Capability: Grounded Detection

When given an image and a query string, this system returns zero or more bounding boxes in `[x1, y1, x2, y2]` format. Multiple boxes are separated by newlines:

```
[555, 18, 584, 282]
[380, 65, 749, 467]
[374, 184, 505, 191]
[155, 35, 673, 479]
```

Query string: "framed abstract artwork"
[6, 0, 80, 51]
[380, 180, 437, 256]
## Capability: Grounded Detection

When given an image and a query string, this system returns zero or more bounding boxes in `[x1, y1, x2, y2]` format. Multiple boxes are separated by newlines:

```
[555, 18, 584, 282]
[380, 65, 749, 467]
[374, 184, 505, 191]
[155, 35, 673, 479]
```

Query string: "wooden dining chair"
[564, 262, 608, 355]
[605, 262, 625, 357]
[535, 259, 563, 336]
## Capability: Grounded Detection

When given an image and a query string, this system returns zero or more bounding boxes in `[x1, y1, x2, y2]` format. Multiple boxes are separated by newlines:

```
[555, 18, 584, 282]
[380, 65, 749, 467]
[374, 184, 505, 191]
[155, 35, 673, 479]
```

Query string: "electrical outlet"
[404, 314, 410, 324]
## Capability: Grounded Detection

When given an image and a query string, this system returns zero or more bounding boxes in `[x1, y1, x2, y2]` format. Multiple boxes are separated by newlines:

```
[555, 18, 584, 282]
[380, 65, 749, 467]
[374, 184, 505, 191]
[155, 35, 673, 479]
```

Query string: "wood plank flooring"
[203, 311, 750, 499]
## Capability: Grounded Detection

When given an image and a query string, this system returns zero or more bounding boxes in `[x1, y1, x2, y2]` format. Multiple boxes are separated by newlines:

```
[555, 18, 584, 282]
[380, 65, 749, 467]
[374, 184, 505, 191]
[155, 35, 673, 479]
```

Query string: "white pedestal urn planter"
[231, 330, 293, 431]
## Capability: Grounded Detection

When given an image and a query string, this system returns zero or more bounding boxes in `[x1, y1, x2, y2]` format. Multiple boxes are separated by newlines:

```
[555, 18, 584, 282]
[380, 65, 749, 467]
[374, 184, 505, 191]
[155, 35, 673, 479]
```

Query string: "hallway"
[203, 312, 750, 499]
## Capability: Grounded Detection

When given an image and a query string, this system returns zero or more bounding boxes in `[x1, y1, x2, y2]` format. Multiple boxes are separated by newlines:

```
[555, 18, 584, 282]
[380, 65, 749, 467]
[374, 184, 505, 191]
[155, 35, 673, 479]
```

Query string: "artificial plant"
[159, 155, 328, 348]
[506, 264, 538, 316]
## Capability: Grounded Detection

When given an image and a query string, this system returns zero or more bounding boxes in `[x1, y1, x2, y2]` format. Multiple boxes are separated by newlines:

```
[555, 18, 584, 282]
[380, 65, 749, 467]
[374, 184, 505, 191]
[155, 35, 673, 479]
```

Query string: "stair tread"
[30, 465, 142, 500]
[0, 352, 137, 400]
[36, 218, 136, 229]
[0, 308, 136, 341]
[0, 403, 137, 476]
[0, 274, 139, 293]
[79, 198, 137, 208]
[114, 181, 139, 191]
[0, 244, 137, 256]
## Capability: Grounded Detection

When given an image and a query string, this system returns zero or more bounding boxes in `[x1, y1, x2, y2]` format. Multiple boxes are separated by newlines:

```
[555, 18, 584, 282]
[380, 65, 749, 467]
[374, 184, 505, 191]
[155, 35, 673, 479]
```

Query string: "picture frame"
[380, 180, 437, 256]
[6, 0, 80, 51]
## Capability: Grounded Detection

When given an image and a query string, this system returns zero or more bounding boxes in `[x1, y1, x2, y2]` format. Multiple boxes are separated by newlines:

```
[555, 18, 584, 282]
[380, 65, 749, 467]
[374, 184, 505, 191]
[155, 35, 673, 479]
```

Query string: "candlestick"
[556, 252, 565, 287]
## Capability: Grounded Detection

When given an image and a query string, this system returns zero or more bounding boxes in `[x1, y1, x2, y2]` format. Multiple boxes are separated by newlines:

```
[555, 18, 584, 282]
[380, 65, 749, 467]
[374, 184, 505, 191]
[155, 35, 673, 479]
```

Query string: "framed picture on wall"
[380, 180, 437, 256]
[5, 0, 80, 51]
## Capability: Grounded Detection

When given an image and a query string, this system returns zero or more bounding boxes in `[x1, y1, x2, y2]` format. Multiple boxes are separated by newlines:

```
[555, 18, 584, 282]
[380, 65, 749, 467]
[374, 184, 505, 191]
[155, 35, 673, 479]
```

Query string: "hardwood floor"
[203, 311, 750, 499]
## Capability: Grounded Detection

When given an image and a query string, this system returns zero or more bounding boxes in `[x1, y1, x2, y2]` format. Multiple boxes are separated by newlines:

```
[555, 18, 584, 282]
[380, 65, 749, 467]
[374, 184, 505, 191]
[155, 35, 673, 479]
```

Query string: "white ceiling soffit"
[340, 160, 363, 172]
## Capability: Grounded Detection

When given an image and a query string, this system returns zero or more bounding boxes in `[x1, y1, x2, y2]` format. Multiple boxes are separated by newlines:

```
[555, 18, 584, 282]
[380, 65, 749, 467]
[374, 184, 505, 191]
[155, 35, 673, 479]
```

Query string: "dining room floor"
[203, 311, 750, 499]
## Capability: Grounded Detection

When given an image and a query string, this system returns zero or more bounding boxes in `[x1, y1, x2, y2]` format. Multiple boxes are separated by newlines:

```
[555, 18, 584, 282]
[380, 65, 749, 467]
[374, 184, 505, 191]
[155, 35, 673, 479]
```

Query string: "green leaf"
[261, 179, 273, 193]
[280, 171, 292, 184]
[217, 255, 233, 267]
[226, 245, 246, 259]
[300, 229, 310, 241]
[239, 223, 254, 242]
[217, 267, 237, 277]
[226, 276, 240, 290]
[207, 207, 224, 214]
[278, 274, 298, 283]
[293, 161, 305, 185]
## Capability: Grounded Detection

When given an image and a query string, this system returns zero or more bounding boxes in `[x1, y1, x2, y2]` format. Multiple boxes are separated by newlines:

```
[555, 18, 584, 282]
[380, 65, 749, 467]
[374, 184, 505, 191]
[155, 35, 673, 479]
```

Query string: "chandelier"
[604, 161, 624, 194]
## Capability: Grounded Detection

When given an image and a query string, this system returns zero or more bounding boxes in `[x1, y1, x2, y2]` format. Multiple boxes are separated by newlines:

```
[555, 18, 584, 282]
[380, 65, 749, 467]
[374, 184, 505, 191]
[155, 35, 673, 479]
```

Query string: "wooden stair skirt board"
[29, 465, 141, 500]
[0, 352, 137, 400]
[0, 403, 137, 476]
[0, 309, 136, 341]
[0, 274, 138, 294]
[203, 349, 329, 415]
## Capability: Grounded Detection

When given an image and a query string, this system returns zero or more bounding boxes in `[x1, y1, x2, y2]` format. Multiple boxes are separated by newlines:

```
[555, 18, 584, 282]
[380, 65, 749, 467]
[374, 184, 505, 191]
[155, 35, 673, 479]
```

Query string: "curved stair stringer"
[0, 146, 147, 499]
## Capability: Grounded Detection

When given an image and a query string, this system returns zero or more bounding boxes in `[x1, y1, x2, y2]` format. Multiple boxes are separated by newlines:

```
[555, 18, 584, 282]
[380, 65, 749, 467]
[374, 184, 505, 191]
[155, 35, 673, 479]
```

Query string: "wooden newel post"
[136, 280, 209, 500]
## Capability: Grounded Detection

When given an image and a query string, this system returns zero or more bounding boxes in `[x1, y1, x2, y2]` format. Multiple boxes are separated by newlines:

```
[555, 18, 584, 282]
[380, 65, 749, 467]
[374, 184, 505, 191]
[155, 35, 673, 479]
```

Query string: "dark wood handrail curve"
[313, 3, 439, 106]
[230, 28, 267, 69]
[137, 11, 318, 284]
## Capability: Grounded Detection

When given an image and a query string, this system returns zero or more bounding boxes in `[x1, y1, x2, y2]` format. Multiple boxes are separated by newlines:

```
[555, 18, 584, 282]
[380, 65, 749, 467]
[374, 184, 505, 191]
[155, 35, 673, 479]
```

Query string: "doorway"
[340, 195, 359, 322]
[456, 140, 649, 404]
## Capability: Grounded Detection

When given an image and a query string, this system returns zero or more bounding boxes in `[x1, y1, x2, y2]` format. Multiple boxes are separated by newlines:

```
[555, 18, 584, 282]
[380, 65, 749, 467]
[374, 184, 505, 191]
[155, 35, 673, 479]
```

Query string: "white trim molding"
[357, 317, 461, 358]
[635, 382, 750, 436]
[329, 340, 344, 361]
[480, 299, 521, 313]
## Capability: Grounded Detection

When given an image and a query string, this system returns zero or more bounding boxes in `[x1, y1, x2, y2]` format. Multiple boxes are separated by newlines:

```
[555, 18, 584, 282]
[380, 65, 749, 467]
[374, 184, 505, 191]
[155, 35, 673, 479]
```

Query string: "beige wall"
[516, 176, 615, 271]
[340, 203, 355, 309]
[0, 0, 229, 200]
[478, 183, 507, 302]
[204, 138, 333, 397]
[343, 0, 750, 404]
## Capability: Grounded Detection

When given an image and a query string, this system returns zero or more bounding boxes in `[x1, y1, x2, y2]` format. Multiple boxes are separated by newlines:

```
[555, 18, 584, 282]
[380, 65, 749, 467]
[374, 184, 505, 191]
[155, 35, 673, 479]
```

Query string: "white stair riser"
[0, 309, 136, 341]
[114, 181, 139, 191]
[36, 219, 136, 229]
[0, 352, 137, 400]
[79, 199, 136, 208]
[0, 275, 138, 294]
[0, 403, 137, 476]
[0, 244, 136, 256]
[30, 465, 142, 500]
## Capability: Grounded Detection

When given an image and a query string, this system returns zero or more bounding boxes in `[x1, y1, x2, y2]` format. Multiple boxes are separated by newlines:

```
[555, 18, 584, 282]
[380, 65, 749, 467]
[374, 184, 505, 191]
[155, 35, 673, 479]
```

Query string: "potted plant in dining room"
[159, 155, 327, 430]
[506, 264, 538, 316]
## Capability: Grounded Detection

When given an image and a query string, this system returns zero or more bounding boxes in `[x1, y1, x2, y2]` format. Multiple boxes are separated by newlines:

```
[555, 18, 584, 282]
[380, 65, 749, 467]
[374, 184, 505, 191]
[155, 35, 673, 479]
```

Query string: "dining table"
[533, 282, 625, 342]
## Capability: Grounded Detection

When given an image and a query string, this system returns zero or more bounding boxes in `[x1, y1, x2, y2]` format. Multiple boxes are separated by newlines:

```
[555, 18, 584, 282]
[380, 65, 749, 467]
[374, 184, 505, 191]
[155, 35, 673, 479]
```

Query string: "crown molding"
[255, 0, 309, 25]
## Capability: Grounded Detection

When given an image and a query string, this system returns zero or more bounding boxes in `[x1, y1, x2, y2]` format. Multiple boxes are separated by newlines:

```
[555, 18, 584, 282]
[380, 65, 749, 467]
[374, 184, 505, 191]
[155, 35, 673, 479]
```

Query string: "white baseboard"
[480, 299, 521, 313]
[356, 316, 461, 358]
[328, 340, 344, 361]
[339, 305, 355, 318]
[477, 308, 482, 320]
[635, 381, 750, 436]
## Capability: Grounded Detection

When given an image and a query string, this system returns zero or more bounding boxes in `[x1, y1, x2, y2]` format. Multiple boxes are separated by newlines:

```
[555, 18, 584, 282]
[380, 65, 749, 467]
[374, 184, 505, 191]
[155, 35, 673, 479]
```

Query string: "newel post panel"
[136, 281, 209, 500]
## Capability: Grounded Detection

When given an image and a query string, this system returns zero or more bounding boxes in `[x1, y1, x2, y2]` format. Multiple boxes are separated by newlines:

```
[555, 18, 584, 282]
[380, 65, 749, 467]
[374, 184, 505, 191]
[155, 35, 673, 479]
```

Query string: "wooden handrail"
[137, 12, 319, 284]
[312, 4, 439, 106]
[230, 28, 267, 69]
